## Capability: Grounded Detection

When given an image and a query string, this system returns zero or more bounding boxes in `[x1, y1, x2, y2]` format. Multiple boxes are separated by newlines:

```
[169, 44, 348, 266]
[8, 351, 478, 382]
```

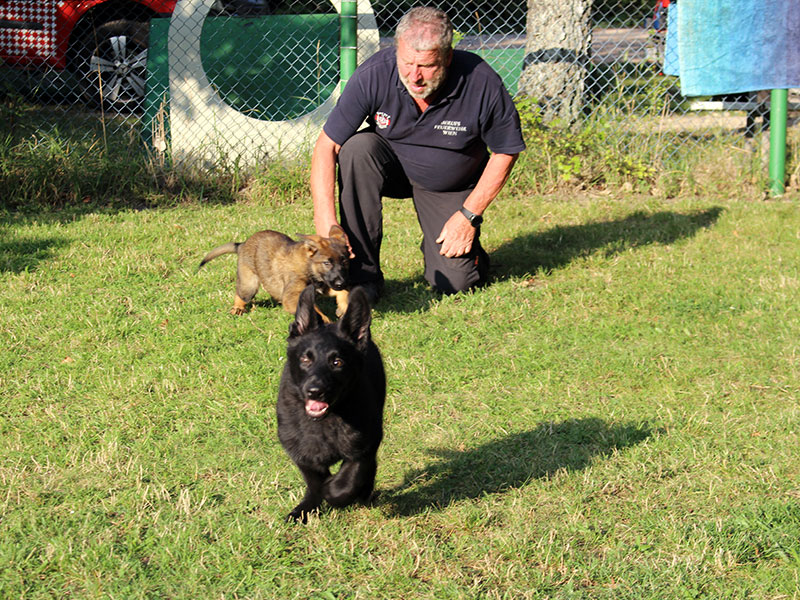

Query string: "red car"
[0, 0, 263, 109]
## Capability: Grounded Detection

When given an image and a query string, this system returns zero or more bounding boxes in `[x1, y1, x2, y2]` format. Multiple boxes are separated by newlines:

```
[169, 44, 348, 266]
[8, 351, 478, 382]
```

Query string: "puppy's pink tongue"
[305, 400, 329, 416]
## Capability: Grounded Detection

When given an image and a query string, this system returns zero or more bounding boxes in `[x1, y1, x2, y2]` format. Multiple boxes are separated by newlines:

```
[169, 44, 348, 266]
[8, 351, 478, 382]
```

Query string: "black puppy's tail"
[198, 242, 241, 270]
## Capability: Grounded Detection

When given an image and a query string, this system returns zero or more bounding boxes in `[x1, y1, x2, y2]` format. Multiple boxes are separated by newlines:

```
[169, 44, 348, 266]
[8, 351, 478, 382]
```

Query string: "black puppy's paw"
[285, 506, 318, 524]
[285, 510, 306, 524]
[364, 488, 380, 505]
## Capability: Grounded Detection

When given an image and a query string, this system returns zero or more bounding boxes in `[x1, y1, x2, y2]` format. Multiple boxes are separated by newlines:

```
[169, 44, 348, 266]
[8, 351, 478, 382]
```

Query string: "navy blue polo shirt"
[323, 47, 526, 192]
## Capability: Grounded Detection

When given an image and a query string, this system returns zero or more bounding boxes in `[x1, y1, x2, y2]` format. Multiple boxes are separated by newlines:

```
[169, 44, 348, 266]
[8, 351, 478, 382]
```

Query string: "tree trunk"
[519, 0, 594, 126]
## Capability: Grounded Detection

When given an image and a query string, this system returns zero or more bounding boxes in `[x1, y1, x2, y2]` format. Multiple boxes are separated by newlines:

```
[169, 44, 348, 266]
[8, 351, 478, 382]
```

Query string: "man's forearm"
[435, 152, 519, 258]
[310, 132, 342, 235]
[462, 152, 519, 216]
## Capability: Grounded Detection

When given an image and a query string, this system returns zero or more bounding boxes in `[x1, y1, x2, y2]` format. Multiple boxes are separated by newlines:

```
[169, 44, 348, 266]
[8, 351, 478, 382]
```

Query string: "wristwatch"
[459, 206, 483, 227]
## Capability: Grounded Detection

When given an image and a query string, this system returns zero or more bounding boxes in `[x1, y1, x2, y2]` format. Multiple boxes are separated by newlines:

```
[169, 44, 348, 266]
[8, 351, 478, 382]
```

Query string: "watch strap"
[459, 206, 483, 227]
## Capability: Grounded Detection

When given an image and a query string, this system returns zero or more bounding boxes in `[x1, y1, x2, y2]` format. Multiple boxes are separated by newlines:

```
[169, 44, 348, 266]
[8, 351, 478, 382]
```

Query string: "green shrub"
[512, 95, 655, 191]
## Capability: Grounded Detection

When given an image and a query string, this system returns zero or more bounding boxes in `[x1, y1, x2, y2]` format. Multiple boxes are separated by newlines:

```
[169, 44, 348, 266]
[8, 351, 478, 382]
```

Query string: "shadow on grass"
[382, 417, 655, 516]
[378, 207, 724, 315]
[491, 207, 724, 280]
[0, 235, 69, 273]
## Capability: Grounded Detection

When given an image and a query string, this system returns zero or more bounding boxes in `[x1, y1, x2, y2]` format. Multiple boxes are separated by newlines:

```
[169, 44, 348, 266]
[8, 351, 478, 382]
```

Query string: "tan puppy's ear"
[298, 235, 321, 256]
[327, 224, 347, 243]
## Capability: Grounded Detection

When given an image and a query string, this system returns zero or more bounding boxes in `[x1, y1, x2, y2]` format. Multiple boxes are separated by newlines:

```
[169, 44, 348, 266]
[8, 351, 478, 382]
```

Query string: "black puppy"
[277, 285, 386, 522]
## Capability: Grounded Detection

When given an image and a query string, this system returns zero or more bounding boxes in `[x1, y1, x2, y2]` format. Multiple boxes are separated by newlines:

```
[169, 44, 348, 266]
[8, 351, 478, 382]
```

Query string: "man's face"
[396, 37, 451, 100]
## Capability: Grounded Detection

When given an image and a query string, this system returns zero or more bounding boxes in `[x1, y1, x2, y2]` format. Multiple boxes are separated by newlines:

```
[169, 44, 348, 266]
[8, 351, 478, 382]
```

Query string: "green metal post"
[340, 0, 357, 91]
[768, 88, 788, 197]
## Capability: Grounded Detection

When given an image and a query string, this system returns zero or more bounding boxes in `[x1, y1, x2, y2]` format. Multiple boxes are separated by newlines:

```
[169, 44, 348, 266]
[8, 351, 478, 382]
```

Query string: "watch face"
[461, 207, 482, 226]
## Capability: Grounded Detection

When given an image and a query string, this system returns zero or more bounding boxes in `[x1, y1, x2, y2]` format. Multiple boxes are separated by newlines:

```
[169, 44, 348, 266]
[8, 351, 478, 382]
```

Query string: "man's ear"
[444, 47, 453, 67]
[289, 285, 323, 338]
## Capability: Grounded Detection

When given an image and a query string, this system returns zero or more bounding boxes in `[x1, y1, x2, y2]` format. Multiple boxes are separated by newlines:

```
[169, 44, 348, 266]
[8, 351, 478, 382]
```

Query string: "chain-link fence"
[1, 0, 795, 170]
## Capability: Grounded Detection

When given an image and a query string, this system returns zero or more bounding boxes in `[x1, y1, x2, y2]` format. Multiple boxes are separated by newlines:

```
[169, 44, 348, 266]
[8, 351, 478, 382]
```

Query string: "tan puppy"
[199, 225, 349, 322]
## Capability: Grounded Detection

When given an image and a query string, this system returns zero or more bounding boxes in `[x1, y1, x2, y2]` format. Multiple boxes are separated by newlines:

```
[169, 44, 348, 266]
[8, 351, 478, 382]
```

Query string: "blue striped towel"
[665, 0, 800, 96]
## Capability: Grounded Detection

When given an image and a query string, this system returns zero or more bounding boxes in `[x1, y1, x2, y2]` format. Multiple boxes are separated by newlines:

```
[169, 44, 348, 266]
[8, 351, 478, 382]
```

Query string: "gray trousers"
[337, 132, 489, 294]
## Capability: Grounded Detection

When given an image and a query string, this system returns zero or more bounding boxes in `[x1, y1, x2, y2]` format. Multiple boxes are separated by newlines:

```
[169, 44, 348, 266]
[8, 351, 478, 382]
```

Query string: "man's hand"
[338, 228, 355, 259]
[436, 211, 476, 258]
[320, 219, 355, 259]
[434, 153, 517, 259]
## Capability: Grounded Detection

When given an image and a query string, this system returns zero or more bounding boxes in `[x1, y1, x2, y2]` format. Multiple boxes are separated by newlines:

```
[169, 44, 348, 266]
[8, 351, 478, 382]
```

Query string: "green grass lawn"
[1, 191, 799, 598]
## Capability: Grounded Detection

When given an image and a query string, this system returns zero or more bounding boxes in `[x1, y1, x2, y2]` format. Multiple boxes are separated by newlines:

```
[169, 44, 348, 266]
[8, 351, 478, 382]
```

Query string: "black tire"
[78, 19, 150, 111]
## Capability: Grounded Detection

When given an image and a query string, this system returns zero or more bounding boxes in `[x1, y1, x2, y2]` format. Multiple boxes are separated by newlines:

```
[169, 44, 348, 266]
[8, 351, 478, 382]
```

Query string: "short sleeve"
[322, 60, 380, 145]
[480, 73, 526, 155]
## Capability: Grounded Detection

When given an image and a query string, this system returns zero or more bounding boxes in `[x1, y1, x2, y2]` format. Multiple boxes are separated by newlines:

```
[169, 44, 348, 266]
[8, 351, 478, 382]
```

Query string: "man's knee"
[339, 132, 384, 166]
[431, 270, 473, 294]
[427, 250, 490, 294]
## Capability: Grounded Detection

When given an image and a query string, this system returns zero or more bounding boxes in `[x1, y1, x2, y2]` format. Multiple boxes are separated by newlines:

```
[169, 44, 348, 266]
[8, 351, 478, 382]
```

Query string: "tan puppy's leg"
[231, 294, 248, 316]
[330, 288, 350, 318]
[283, 283, 332, 323]
[314, 306, 333, 324]
[232, 263, 260, 315]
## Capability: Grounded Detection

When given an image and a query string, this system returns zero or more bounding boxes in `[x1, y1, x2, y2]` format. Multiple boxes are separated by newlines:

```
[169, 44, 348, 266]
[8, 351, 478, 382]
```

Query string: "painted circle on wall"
[200, 5, 340, 121]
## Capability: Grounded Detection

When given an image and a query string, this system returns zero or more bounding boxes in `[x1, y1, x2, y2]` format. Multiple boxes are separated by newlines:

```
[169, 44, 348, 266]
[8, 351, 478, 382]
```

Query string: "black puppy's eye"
[330, 357, 344, 368]
[300, 354, 313, 366]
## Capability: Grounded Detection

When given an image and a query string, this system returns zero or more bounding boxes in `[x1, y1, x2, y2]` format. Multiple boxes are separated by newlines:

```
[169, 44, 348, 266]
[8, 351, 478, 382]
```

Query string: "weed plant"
[3, 94, 789, 214]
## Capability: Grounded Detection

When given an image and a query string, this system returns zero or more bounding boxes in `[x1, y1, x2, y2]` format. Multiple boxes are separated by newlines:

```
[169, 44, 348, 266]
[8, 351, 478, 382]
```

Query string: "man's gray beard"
[400, 67, 448, 100]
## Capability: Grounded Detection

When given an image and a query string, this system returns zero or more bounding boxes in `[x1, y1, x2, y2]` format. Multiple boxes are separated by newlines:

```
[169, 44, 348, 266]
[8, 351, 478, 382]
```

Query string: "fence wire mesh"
[1, 0, 795, 171]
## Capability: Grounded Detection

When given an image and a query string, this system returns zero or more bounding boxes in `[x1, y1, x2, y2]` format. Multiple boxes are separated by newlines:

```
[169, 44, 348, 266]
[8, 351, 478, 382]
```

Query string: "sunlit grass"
[2, 186, 799, 598]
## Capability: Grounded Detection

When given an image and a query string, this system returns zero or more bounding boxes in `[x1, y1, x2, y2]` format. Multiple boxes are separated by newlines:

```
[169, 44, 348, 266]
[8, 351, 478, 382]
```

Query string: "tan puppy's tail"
[198, 242, 241, 270]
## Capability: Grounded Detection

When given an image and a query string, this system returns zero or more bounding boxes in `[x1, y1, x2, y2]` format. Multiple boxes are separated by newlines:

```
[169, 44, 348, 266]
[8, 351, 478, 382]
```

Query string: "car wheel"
[79, 19, 150, 110]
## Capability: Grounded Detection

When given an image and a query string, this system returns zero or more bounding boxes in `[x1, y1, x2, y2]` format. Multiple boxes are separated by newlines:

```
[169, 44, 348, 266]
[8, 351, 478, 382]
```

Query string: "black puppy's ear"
[337, 286, 371, 350]
[289, 285, 323, 338]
